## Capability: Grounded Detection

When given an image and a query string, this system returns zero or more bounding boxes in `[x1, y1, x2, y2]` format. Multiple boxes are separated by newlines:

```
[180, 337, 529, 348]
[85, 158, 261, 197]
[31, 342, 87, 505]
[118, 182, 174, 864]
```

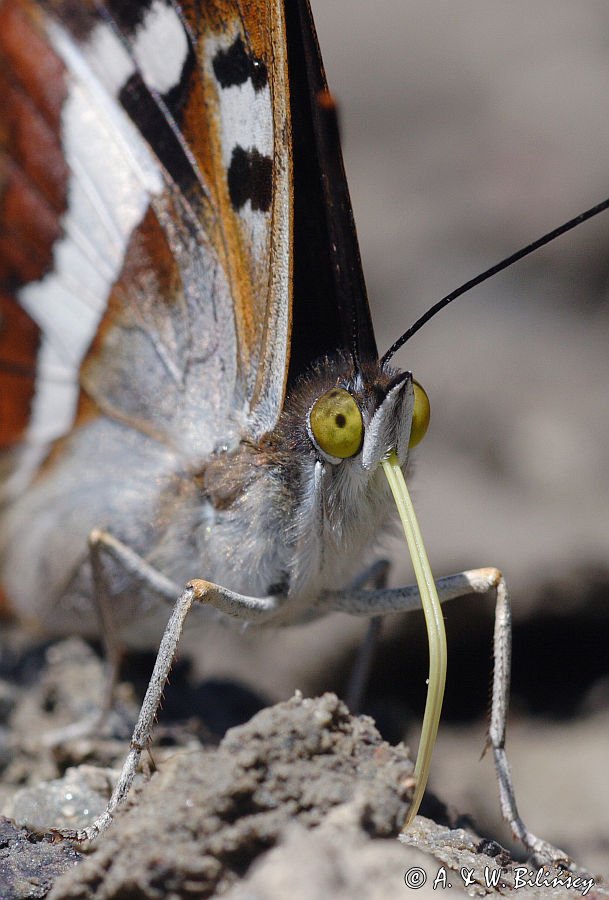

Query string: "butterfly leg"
[345, 558, 390, 712]
[315, 567, 569, 867]
[40, 529, 181, 747]
[56, 576, 283, 842]
[87, 527, 189, 720]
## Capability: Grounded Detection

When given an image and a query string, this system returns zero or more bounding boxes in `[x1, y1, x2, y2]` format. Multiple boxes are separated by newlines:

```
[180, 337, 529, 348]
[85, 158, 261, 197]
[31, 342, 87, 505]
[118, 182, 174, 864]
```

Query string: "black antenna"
[381, 196, 609, 367]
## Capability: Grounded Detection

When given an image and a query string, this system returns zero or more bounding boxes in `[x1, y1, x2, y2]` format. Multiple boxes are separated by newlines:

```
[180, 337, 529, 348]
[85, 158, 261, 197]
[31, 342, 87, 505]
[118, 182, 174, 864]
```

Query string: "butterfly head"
[251, 356, 430, 604]
[276, 356, 429, 470]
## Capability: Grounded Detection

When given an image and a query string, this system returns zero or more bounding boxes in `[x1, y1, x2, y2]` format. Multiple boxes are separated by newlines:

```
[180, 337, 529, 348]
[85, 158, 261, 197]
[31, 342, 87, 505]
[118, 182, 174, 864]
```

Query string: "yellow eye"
[308, 388, 364, 459]
[409, 380, 430, 448]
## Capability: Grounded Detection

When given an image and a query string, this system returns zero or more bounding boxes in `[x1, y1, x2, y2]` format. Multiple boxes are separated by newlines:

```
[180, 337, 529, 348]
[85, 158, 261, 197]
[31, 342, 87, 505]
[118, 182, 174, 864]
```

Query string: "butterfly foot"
[523, 836, 571, 870]
[47, 819, 106, 845]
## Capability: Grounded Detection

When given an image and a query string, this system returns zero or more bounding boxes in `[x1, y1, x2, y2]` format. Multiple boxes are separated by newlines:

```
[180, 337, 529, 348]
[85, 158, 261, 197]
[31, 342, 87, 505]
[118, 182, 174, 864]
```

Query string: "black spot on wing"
[228, 146, 272, 213]
[212, 36, 268, 92]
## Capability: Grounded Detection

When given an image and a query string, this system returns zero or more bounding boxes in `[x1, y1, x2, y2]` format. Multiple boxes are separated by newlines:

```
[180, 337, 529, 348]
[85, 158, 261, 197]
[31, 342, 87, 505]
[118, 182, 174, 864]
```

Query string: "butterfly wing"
[283, 0, 378, 386]
[0, 0, 381, 635]
[0, 0, 292, 497]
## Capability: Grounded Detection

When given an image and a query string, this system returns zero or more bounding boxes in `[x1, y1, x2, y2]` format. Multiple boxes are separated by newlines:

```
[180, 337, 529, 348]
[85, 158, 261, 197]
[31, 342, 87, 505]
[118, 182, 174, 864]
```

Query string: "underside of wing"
[0, 0, 292, 487]
[0, 0, 72, 495]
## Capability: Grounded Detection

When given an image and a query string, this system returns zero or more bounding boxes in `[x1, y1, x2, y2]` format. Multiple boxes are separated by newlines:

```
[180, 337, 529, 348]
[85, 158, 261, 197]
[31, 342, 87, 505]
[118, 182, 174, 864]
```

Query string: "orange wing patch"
[180, 0, 292, 426]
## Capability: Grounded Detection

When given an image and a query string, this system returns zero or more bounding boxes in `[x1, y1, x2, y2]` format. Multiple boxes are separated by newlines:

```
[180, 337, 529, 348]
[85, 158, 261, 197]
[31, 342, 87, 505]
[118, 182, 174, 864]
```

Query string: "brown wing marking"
[79, 201, 189, 445]
[0, 0, 69, 448]
[0, 295, 39, 447]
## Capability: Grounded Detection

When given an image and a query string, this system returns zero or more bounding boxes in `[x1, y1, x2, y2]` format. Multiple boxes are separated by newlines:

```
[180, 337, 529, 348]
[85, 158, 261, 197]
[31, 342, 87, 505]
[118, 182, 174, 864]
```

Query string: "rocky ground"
[0, 623, 607, 899]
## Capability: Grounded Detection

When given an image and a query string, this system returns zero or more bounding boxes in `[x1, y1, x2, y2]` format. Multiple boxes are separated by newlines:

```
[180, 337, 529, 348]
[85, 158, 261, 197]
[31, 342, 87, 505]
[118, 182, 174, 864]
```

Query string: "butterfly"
[0, 0, 576, 862]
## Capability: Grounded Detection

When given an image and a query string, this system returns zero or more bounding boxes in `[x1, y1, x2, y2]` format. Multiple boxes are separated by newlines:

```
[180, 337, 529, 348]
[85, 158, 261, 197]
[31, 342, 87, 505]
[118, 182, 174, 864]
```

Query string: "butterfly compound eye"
[308, 388, 364, 459]
[409, 380, 430, 448]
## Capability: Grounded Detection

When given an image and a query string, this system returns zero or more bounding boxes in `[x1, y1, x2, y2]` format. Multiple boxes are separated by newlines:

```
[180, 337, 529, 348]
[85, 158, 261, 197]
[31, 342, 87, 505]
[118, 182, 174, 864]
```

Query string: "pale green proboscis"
[381, 451, 447, 828]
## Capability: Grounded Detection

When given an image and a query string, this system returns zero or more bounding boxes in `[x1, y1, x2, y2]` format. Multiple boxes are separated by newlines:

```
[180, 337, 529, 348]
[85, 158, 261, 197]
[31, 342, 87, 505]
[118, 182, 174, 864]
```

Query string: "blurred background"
[196, 0, 609, 875]
[312, 0, 609, 873]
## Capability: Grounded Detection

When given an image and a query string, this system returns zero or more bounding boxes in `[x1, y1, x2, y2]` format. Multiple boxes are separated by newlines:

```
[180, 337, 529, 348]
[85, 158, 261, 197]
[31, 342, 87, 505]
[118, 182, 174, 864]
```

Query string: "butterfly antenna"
[381, 196, 609, 366]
